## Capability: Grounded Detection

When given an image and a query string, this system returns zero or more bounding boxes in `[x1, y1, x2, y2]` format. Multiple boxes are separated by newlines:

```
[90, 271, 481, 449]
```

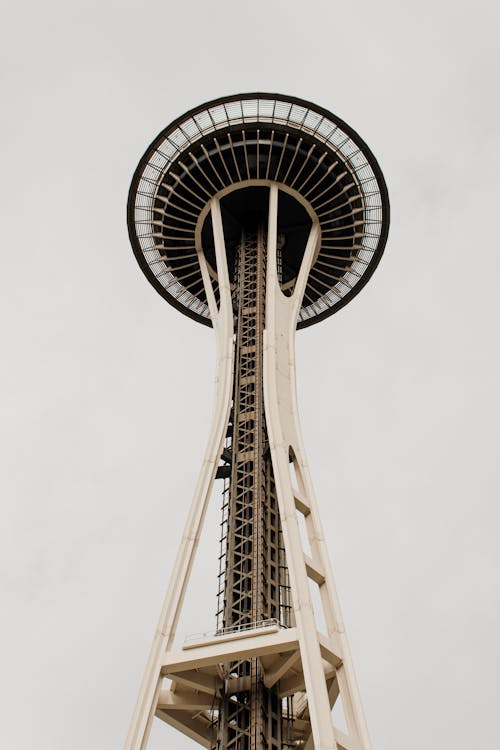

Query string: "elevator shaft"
[216, 227, 291, 750]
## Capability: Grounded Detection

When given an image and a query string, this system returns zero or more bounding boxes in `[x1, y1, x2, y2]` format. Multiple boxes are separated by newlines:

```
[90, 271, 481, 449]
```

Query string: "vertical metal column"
[216, 226, 287, 750]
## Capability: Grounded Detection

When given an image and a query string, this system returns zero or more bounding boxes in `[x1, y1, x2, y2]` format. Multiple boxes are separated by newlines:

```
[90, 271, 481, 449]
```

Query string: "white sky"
[1, 1, 499, 748]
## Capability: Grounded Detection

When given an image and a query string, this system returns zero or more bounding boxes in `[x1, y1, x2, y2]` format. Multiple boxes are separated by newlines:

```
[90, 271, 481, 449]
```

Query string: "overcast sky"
[1, 1, 499, 748]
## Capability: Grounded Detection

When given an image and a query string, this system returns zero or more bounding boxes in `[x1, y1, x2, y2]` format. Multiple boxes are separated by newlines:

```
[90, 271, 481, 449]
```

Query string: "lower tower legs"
[124, 189, 372, 750]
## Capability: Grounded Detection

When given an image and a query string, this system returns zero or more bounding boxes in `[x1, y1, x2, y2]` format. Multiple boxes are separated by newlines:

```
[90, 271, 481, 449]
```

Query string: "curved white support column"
[124, 198, 234, 750]
[125, 186, 371, 750]
[263, 184, 371, 750]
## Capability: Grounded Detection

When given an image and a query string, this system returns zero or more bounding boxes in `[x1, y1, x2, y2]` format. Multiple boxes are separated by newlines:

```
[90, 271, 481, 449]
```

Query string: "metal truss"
[215, 227, 291, 750]
[124, 189, 372, 750]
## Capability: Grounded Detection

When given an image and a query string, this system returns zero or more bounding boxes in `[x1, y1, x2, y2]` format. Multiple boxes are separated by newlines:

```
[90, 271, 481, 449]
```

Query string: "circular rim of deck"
[127, 93, 390, 329]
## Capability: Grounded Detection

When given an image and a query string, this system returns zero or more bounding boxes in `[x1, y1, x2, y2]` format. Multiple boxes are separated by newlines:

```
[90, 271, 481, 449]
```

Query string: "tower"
[125, 93, 389, 750]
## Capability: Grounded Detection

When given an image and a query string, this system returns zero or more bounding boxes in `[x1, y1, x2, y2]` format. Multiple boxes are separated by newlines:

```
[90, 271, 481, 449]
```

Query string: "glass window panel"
[303, 110, 322, 132]
[289, 104, 308, 125]
[274, 100, 292, 123]
[158, 139, 177, 161]
[194, 111, 212, 132]
[257, 99, 275, 119]
[169, 129, 187, 149]
[208, 104, 228, 126]
[226, 100, 243, 122]
[181, 118, 201, 139]
[241, 99, 259, 118]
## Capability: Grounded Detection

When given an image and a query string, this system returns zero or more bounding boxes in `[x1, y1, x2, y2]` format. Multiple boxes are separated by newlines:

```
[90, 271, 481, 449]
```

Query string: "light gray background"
[1, 1, 499, 747]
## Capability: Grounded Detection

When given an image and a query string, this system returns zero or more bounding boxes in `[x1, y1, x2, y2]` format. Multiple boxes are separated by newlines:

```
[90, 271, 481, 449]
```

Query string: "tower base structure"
[125, 188, 372, 750]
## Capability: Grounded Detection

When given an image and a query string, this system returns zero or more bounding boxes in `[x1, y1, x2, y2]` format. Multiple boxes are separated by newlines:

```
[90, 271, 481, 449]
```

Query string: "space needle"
[124, 93, 389, 750]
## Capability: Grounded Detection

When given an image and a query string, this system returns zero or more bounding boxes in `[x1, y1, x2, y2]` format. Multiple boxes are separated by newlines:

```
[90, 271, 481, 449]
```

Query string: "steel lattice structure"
[124, 93, 389, 750]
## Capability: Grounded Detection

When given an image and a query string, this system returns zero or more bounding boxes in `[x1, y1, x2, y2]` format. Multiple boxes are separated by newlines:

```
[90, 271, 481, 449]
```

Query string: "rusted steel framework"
[124, 94, 390, 750]
[216, 228, 292, 750]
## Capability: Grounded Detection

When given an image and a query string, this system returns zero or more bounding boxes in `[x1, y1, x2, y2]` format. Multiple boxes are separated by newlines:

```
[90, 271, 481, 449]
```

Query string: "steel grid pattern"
[128, 93, 389, 328]
[217, 227, 286, 750]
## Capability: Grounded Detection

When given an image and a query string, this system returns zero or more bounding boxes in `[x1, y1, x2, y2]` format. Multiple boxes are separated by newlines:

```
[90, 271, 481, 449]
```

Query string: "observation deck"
[127, 93, 389, 328]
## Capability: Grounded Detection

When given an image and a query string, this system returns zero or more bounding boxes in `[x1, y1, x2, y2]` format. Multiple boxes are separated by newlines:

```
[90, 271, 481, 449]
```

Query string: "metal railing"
[184, 618, 281, 644]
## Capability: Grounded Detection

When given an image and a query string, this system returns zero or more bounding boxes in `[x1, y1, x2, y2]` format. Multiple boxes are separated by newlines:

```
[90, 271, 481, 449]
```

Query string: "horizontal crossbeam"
[163, 627, 299, 675]
[157, 689, 214, 711]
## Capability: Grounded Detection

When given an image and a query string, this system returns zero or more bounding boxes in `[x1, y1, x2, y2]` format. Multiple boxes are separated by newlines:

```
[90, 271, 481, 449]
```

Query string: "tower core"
[125, 93, 389, 750]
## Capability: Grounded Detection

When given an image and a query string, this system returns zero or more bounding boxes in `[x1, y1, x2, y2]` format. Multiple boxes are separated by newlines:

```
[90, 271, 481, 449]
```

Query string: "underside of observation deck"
[128, 93, 389, 329]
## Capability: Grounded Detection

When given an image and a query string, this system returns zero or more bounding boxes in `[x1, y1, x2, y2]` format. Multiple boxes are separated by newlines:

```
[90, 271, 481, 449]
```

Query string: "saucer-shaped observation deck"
[128, 93, 389, 328]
